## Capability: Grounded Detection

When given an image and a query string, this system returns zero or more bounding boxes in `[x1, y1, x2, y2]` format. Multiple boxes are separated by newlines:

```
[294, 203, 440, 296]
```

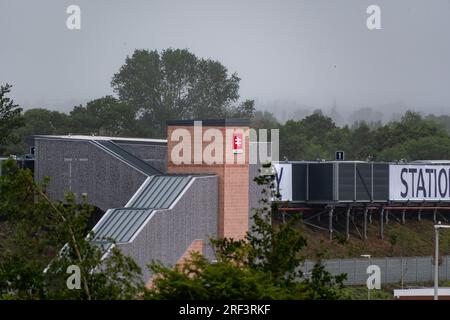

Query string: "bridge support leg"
[346, 206, 351, 240]
[328, 207, 334, 241]
[418, 209, 421, 222]
[363, 207, 368, 240]
[402, 209, 406, 224]
[385, 209, 389, 224]
[380, 207, 384, 240]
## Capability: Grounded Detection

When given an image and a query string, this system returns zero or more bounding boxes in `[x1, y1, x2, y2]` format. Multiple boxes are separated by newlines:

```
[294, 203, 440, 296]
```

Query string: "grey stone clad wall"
[118, 175, 219, 282]
[249, 164, 264, 225]
[249, 141, 273, 227]
[34, 138, 147, 211]
[115, 142, 167, 173]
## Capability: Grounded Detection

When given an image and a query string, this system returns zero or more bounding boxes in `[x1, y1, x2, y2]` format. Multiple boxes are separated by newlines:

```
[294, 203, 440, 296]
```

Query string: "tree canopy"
[0, 159, 144, 299]
[2, 49, 450, 163]
[0, 84, 24, 154]
[278, 110, 450, 162]
[69, 96, 137, 136]
[111, 48, 254, 136]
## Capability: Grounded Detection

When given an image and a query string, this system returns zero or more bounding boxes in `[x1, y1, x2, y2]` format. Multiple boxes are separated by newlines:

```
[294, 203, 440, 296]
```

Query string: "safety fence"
[301, 256, 450, 285]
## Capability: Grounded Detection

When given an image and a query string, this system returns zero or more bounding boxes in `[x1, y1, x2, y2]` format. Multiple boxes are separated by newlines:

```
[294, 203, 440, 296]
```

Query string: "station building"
[32, 119, 450, 285]
[34, 119, 264, 284]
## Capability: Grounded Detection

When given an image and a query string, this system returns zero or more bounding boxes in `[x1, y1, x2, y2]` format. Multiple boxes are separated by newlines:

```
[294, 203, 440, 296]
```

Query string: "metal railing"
[301, 255, 450, 285]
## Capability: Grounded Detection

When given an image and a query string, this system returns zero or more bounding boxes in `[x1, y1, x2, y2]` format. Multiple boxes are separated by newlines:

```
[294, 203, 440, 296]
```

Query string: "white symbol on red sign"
[233, 133, 243, 154]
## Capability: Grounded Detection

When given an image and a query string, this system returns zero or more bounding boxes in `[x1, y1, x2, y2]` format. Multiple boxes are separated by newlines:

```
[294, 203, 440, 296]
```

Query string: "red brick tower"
[167, 119, 250, 240]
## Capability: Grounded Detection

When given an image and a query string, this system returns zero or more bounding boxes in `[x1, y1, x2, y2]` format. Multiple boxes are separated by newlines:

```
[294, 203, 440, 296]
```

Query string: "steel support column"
[385, 209, 389, 224]
[363, 207, 368, 240]
[380, 207, 385, 240]
[328, 207, 334, 241]
[402, 209, 406, 224]
[346, 206, 351, 240]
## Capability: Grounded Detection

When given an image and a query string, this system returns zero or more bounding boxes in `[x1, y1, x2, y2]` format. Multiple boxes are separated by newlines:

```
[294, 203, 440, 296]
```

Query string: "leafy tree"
[69, 96, 137, 136]
[0, 159, 144, 299]
[426, 114, 450, 134]
[276, 109, 450, 162]
[146, 253, 295, 300]
[146, 163, 346, 300]
[0, 108, 71, 155]
[279, 112, 337, 160]
[111, 48, 250, 137]
[251, 110, 279, 130]
[14, 109, 71, 154]
[279, 119, 309, 160]
[300, 111, 336, 142]
[21, 108, 70, 135]
[348, 122, 375, 160]
[0, 84, 24, 155]
[231, 99, 256, 119]
[375, 111, 444, 151]
[377, 136, 450, 161]
[239, 168, 308, 285]
[326, 126, 351, 154]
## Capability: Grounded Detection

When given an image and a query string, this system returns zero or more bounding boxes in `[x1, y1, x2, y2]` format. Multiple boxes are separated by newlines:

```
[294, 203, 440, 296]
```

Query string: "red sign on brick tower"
[232, 133, 243, 154]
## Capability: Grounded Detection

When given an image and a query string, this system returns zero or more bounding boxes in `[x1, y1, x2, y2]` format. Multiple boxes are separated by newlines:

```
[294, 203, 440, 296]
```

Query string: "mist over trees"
[278, 110, 450, 162]
[2, 48, 450, 163]
[4, 101, 450, 163]
[0, 48, 256, 154]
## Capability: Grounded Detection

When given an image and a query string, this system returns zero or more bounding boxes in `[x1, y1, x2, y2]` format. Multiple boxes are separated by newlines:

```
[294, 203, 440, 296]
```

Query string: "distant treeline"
[1, 48, 450, 162]
[0, 48, 255, 155]
[3, 104, 450, 163]
[271, 110, 450, 162]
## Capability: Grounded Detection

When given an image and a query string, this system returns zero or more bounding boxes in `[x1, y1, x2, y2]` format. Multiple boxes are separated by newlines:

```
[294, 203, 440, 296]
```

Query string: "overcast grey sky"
[1, 0, 450, 117]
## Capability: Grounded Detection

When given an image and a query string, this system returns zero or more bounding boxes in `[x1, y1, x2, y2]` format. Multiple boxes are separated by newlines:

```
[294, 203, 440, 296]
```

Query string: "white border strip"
[126, 176, 198, 243]
[104, 175, 214, 244]
[92, 208, 113, 233]
[34, 135, 167, 144]
[100, 243, 116, 261]
[125, 176, 153, 207]
[88, 140, 151, 177]
[168, 176, 195, 210]
[128, 210, 159, 243]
